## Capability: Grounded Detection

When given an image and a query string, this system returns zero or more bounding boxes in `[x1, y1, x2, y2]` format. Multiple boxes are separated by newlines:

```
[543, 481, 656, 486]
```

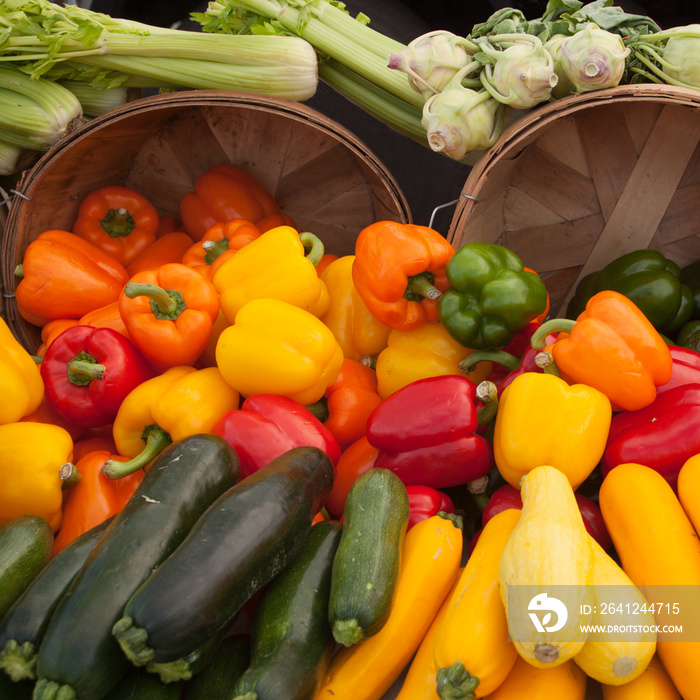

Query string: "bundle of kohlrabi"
[193, 0, 664, 165]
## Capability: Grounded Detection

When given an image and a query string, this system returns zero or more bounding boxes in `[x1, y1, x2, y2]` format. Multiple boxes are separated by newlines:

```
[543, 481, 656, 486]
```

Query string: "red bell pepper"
[40, 325, 155, 429]
[601, 383, 700, 489]
[481, 483, 612, 550]
[656, 345, 700, 396]
[365, 375, 497, 489]
[405, 484, 456, 531]
[211, 394, 341, 480]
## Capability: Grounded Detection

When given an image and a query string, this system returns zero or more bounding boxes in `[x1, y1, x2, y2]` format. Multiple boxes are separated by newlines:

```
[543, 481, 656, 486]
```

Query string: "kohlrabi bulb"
[421, 66, 503, 161]
[479, 36, 558, 108]
[546, 24, 630, 98]
[387, 30, 477, 97]
[660, 25, 700, 87]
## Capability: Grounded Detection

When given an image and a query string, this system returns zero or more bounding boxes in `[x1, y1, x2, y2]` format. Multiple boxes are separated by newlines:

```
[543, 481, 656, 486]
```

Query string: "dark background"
[87, 0, 699, 231]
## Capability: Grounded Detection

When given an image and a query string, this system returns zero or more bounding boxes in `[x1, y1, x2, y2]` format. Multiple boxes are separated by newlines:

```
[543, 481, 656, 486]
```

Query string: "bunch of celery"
[0, 0, 318, 98]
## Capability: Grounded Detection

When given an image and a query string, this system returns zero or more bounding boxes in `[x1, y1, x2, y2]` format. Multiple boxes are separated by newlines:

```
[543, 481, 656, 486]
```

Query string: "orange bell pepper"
[15, 230, 130, 327]
[36, 318, 80, 357]
[325, 436, 379, 517]
[319, 255, 392, 362]
[532, 290, 673, 411]
[352, 221, 455, 332]
[51, 449, 143, 555]
[256, 213, 299, 233]
[182, 218, 264, 280]
[126, 231, 194, 277]
[80, 301, 131, 340]
[118, 262, 219, 370]
[156, 215, 181, 238]
[72, 185, 160, 267]
[72, 435, 118, 463]
[319, 357, 383, 451]
[180, 164, 281, 241]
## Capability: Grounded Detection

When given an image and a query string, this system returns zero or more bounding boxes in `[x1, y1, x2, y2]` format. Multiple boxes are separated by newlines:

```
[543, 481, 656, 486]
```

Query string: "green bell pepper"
[680, 261, 700, 321]
[677, 320, 700, 352]
[566, 249, 696, 333]
[437, 242, 548, 349]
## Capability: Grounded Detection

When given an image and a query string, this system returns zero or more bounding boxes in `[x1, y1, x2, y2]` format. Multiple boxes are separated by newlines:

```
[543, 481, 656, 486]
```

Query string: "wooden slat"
[509, 144, 599, 221]
[559, 102, 700, 313]
[575, 103, 639, 223]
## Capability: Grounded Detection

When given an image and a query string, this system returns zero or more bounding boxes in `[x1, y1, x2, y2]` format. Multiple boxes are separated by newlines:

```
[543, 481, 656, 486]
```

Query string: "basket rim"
[10, 88, 411, 222]
[448, 83, 700, 239]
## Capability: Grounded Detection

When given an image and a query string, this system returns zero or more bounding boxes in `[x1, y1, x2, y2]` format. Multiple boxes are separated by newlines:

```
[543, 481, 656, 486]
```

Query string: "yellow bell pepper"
[0, 317, 44, 424]
[215, 298, 344, 406]
[319, 255, 391, 361]
[0, 422, 74, 531]
[104, 366, 240, 478]
[212, 225, 331, 323]
[374, 322, 493, 399]
[493, 371, 612, 489]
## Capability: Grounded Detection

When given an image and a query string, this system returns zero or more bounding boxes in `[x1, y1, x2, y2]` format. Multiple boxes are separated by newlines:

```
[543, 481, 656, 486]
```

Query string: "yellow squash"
[677, 453, 700, 535]
[484, 655, 587, 700]
[599, 462, 700, 700]
[433, 508, 521, 698]
[314, 512, 463, 700]
[573, 534, 656, 685]
[499, 465, 593, 668]
[395, 568, 464, 700]
[601, 655, 681, 700]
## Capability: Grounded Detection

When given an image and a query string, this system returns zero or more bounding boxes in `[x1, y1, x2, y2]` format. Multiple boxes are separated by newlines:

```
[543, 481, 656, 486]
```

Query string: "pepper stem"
[299, 231, 325, 266]
[531, 319, 576, 349]
[460, 349, 519, 375]
[60, 463, 81, 489]
[123, 283, 185, 321]
[0, 639, 37, 682]
[437, 511, 464, 530]
[202, 238, 229, 264]
[360, 355, 377, 370]
[14, 264, 24, 279]
[102, 425, 172, 479]
[406, 272, 442, 301]
[436, 662, 480, 700]
[476, 381, 498, 426]
[68, 358, 105, 384]
[535, 351, 560, 377]
[101, 207, 135, 237]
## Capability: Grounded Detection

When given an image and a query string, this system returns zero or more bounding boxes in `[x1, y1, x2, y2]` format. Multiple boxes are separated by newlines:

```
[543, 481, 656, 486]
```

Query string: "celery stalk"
[0, 64, 83, 148]
[196, 0, 424, 108]
[319, 59, 428, 145]
[59, 80, 132, 116]
[0, 139, 23, 175]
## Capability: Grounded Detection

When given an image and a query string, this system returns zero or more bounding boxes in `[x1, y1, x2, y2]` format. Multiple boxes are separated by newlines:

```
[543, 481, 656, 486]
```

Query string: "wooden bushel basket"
[1, 89, 411, 352]
[448, 84, 700, 317]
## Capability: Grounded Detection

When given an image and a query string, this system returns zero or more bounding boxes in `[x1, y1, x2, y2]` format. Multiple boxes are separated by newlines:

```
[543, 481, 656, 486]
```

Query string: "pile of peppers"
[3, 161, 700, 574]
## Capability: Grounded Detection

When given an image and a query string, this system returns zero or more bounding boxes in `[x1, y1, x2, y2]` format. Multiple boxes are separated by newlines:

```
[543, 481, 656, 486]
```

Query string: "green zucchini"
[233, 518, 342, 700]
[113, 446, 335, 674]
[103, 666, 182, 700]
[0, 515, 53, 620]
[33, 433, 240, 700]
[0, 516, 112, 682]
[184, 634, 250, 700]
[328, 468, 409, 647]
